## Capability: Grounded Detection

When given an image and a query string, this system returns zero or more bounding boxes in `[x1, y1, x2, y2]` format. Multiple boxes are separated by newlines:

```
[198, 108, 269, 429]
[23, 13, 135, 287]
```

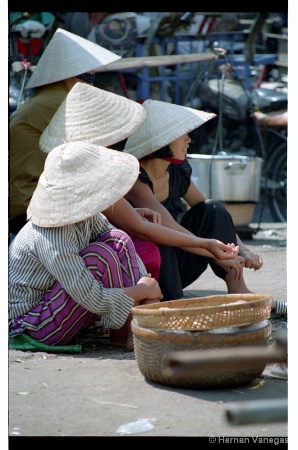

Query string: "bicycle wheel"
[267, 141, 287, 222]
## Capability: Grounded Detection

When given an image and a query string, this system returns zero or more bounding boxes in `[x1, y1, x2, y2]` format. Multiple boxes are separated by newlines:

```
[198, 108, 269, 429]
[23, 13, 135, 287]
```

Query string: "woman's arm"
[254, 110, 288, 128]
[104, 197, 215, 250]
[183, 179, 208, 206]
[125, 179, 201, 232]
[109, 189, 239, 260]
[123, 275, 164, 302]
[134, 207, 162, 224]
[183, 180, 263, 272]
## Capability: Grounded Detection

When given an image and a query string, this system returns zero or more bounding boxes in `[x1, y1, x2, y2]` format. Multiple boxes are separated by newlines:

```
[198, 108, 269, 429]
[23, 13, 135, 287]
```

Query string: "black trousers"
[157, 200, 237, 301]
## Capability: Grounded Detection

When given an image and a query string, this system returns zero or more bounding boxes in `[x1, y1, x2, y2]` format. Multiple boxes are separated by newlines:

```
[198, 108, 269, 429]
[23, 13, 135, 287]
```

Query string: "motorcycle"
[184, 61, 288, 223]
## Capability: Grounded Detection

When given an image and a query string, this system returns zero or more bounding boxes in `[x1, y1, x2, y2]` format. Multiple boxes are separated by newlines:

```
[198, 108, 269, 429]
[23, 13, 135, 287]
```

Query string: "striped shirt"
[9, 214, 147, 329]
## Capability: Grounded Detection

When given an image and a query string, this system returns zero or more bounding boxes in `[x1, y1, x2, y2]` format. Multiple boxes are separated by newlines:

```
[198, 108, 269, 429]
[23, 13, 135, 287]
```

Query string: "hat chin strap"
[161, 156, 186, 164]
[147, 153, 186, 165]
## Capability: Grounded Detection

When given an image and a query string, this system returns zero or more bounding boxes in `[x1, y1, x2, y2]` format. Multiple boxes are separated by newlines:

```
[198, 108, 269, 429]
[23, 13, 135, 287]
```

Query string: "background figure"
[9, 27, 120, 238]
[253, 109, 288, 128]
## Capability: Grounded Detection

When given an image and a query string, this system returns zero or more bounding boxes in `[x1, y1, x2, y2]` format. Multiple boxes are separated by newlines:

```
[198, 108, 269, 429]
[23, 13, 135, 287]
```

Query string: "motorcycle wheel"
[266, 141, 287, 223]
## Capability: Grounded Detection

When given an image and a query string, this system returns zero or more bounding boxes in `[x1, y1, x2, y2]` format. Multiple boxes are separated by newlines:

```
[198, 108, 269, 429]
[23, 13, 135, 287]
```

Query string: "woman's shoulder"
[32, 83, 68, 106]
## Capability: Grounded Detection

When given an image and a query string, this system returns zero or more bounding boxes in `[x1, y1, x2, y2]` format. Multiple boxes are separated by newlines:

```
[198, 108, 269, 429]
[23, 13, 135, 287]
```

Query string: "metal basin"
[187, 154, 263, 202]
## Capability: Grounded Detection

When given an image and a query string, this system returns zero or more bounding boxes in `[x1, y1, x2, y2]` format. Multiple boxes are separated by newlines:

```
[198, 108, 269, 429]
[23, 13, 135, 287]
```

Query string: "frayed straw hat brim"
[39, 83, 146, 152]
[27, 141, 139, 227]
[26, 28, 120, 89]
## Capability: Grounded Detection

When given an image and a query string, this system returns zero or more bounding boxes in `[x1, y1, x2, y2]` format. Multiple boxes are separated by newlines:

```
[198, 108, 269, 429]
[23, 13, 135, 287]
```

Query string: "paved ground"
[7, 222, 289, 445]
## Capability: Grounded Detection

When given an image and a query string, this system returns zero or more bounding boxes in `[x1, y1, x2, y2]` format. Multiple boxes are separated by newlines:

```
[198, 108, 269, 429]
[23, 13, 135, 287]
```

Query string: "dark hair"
[142, 144, 174, 160]
[111, 138, 127, 151]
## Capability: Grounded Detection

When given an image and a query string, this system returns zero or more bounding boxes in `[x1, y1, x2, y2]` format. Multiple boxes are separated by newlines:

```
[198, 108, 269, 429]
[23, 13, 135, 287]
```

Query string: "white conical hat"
[124, 99, 216, 159]
[26, 28, 121, 89]
[27, 141, 139, 227]
[39, 83, 146, 152]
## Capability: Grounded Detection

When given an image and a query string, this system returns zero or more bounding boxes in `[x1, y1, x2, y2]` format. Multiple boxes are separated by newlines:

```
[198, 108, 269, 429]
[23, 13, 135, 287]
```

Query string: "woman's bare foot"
[225, 269, 253, 294]
[127, 330, 134, 351]
[110, 301, 160, 351]
[109, 316, 133, 351]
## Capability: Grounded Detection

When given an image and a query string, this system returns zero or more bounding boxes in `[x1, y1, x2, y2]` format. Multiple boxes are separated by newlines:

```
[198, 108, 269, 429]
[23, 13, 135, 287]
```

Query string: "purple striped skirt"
[9, 229, 154, 345]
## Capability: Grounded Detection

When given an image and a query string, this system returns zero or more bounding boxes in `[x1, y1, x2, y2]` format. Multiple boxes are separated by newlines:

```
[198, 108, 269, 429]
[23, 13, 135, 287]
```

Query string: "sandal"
[272, 300, 287, 317]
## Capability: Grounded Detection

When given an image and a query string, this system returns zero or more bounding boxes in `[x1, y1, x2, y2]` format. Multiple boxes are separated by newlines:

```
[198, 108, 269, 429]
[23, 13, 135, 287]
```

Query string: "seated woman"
[9, 142, 164, 352]
[123, 99, 286, 316]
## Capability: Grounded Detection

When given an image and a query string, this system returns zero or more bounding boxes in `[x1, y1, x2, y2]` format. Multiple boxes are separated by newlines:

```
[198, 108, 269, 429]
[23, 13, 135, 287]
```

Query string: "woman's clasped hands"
[240, 250, 263, 271]
[204, 239, 240, 260]
[215, 247, 263, 281]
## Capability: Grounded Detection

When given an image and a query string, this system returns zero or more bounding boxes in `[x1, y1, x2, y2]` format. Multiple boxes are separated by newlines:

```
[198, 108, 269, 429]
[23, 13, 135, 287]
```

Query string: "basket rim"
[131, 319, 272, 344]
[131, 294, 272, 317]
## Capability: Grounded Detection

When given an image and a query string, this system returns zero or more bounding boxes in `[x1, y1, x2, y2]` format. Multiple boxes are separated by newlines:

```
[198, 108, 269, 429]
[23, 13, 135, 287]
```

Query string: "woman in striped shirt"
[9, 142, 163, 351]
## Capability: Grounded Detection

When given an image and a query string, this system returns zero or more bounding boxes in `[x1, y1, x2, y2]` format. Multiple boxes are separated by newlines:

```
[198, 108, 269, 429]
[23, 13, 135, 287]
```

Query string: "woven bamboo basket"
[131, 294, 272, 331]
[132, 319, 272, 388]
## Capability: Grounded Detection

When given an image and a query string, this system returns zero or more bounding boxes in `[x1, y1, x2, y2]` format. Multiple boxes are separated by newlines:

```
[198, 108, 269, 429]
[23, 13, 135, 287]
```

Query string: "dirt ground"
[7, 223, 289, 445]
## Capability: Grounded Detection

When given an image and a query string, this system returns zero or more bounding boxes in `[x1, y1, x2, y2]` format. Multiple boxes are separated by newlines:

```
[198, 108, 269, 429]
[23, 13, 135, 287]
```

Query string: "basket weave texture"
[131, 294, 272, 331]
[132, 319, 272, 388]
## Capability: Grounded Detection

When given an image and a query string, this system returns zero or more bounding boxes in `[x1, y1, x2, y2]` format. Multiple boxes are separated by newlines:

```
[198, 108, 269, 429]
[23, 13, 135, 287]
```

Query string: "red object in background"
[16, 38, 42, 57]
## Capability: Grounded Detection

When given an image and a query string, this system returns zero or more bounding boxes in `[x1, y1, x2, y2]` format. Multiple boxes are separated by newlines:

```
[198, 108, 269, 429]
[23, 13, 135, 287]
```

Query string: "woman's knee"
[81, 235, 141, 286]
[205, 199, 234, 219]
[204, 199, 226, 212]
[80, 242, 124, 286]
[133, 238, 161, 281]
[99, 228, 134, 247]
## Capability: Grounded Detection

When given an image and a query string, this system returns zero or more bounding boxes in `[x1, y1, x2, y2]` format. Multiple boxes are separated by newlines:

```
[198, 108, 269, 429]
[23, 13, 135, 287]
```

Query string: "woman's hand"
[124, 275, 163, 304]
[205, 239, 240, 260]
[135, 208, 162, 224]
[137, 275, 164, 300]
[215, 255, 246, 280]
[240, 250, 263, 270]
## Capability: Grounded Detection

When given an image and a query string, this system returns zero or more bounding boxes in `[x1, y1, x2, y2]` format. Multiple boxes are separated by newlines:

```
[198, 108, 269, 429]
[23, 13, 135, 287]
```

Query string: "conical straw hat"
[124, 99, 216, 159]
[26, 28, 121, 89]
[27, 141, 140, 227]
[39, 83, 146, 152]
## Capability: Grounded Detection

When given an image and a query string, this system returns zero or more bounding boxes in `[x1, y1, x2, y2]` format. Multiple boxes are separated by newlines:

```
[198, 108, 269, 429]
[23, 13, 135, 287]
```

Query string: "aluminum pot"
[187, 154, 263, 202]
